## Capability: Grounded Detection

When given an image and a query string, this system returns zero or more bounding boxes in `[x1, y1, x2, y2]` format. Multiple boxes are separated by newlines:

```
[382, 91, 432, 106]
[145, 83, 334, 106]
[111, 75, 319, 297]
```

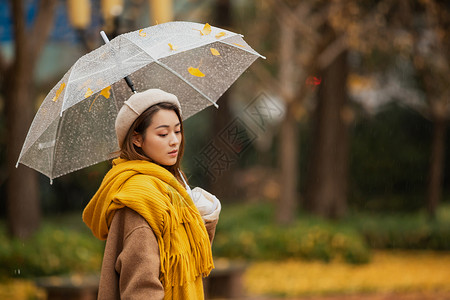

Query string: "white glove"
[191, 187, 221, 222]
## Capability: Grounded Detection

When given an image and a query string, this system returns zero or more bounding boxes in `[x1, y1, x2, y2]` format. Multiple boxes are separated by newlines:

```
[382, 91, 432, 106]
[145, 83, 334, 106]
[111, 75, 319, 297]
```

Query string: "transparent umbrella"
[16, 21, 264, 181]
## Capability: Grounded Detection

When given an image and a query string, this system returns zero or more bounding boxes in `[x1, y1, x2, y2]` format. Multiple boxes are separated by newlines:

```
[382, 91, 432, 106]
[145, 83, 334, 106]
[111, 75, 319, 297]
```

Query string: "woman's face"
[133, 109, 182, 166]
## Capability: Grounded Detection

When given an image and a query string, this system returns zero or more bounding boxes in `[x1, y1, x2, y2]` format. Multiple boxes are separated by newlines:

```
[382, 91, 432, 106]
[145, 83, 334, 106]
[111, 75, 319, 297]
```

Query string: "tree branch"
[11, 0, 27, 60]
[251, 62, 284, 99]
[0, 52, 7, 77]
[268, 0, 319, 45]
[28, 0, 58, 66]
[317, 34, 348, 70]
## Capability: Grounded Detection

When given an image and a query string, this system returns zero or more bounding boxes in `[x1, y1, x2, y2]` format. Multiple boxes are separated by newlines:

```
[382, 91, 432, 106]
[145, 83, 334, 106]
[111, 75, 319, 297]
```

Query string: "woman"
[83, 88, 221, 299]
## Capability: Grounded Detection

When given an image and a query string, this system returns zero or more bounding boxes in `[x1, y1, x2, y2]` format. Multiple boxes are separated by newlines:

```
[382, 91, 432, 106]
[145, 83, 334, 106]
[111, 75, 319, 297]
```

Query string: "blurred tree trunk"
[409, 0, 450, 219]
[427, 114, 446, 219]
[391, 0, 450, 219]
[277, 102, 298, 224]
[2, 0, 57, 239]
[276, 14, 298, 225]
[209, 0, 235, 200]
[305, 48, 349, 219]
[149, 0, 173, 24]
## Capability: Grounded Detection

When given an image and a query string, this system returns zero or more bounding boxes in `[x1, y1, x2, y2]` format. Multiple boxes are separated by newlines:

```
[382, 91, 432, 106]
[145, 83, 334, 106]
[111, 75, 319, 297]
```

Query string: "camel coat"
[97, 207, 217, 300]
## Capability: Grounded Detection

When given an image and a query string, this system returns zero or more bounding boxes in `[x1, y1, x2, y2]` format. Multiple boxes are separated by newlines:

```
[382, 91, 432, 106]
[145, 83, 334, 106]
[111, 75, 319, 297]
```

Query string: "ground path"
[239, 251, 450, 299]
[229, 291, 450, 300]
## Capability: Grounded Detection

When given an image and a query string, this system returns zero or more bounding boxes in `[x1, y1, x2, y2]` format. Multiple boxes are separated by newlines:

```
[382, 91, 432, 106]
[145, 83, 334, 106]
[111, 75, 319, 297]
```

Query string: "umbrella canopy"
[17, 21, 264, 181]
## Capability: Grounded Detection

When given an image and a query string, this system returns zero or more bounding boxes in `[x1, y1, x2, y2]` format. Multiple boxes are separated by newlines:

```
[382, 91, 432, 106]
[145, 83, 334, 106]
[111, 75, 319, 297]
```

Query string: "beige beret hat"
[115, 88, 181, 148]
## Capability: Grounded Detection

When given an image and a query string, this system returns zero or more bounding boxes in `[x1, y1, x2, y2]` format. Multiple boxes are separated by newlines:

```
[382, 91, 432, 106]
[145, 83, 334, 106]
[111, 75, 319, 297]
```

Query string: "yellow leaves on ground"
[52, 83, 66, 102]
[215, 31, 226, 38]
[139, 29, 146, 37]
[168, 43, 177, 51]
[244, 251, 450, 297]
[0, 280, 46, 300]
[188, 67, 205, 77]
[210, 48, 220, 56]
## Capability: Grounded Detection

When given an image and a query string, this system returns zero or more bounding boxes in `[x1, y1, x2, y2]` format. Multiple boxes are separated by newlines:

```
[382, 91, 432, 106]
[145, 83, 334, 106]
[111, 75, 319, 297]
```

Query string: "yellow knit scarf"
[83, 158, 214, 298]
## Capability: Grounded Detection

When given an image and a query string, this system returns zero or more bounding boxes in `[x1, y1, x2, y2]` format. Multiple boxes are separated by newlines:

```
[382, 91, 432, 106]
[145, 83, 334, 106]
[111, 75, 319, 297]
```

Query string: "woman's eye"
[175, 131, 181, 134]
[159, 134, 168, 137]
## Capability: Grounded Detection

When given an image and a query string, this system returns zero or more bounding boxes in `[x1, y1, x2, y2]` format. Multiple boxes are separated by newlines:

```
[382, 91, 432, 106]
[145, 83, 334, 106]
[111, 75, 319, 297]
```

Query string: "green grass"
[343, 203, 450, 250]
[0, 214, 103, 279]
[0, 202, 449, 281]
[213, 203, 371, 264]
[213, 202, 450, 263]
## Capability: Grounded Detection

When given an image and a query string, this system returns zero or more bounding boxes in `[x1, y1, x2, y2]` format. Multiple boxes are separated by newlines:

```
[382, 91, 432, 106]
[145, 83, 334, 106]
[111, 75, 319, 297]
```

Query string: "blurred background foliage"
[1, 202, 449, 279]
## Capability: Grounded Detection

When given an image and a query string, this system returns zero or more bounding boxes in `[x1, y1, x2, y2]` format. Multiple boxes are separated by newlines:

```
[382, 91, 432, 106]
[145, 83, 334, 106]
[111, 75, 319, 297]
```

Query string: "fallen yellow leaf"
[200, 23, 212, 35]
[89, 86, 111, 112]
[100, 86, 111, 99]
[188, 67, 205, 77]
[84, 88, 93, 98]
[168, 43, 177, 51]
[215, 32, 226, 38]
[233, 43, 245, 48]
[139, 29, 146, 37]
[52, 83, 66, 102]
[210, 48, 220, 56]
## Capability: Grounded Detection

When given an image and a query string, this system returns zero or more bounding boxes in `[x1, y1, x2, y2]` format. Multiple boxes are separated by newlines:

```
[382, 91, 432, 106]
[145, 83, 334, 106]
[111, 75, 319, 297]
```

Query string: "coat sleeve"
[116, 224, 164, 299]
[98, 207, 164, 300]
[204, 219, 218, 244]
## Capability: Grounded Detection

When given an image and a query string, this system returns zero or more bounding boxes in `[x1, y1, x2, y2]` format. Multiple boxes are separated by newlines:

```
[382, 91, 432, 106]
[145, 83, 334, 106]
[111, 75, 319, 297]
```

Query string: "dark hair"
[119, 102, 187, 186]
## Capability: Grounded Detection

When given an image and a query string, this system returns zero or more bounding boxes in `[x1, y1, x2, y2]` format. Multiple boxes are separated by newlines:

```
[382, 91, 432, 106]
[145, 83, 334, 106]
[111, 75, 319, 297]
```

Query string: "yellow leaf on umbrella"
[210, 48, 220, 56]
[215, 32, 226, 38]
[233, 43, 245, 48]
[139, 29, 146, 37]
[100, 86, 111, 99]
[89, 86, 111, 112]
[52, 83, 66, 102]
[188, 67, 205, 77]
[84, 88, 93, 98]
[168, 43, 177, 50]
[200, 23, 212, 35]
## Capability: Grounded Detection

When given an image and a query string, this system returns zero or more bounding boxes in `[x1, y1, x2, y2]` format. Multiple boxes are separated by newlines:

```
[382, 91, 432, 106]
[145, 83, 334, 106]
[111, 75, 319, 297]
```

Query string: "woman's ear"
[132, 132, 143, 148]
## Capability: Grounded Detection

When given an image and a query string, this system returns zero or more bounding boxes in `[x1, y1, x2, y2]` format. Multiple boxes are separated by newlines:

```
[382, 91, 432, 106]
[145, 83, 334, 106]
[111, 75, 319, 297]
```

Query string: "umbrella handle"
[124, 76, 137, 94]
[100, 31, 137, 94]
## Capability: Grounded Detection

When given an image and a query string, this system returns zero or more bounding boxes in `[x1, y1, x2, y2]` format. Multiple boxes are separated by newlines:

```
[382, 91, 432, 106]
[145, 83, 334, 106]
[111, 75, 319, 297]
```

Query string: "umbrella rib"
[124, 35, 218, 108]
[155, 60, 219, 108]
[60, 60, 80, 116]
[66, 52, 152, 87]
[144, 34, 236, 60]
[218, 40, 266, 59]
[50, 109, 68, 178]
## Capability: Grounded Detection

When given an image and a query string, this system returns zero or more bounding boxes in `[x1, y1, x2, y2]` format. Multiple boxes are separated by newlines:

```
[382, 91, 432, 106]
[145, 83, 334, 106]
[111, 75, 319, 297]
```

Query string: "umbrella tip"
[100, 31, 110, 44]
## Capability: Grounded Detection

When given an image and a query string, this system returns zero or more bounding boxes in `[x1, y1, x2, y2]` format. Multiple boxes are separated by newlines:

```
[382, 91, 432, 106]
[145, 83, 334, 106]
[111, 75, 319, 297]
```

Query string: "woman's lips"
[169, 150, 178, 157]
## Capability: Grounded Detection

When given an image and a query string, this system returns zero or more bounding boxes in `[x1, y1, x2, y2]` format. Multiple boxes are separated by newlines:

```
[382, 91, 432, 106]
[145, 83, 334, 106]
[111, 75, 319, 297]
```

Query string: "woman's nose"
[169, 132, 180, 145]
